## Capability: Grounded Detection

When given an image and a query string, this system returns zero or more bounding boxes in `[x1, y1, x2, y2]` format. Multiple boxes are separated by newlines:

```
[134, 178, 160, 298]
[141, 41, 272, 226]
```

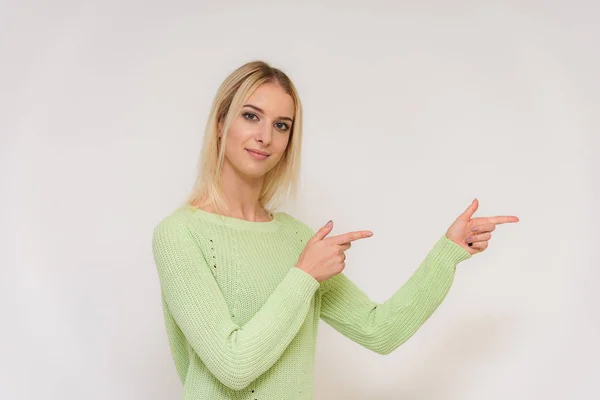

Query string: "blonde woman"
[151, 60, 519, 399]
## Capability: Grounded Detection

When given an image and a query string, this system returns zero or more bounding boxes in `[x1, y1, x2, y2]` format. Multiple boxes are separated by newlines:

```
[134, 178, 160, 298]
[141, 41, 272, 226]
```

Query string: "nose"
[255, 121, 273, 146]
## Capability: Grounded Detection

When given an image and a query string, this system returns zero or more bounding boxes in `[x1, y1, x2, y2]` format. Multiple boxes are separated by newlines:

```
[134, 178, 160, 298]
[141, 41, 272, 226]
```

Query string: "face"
[219, 82, 295, 180]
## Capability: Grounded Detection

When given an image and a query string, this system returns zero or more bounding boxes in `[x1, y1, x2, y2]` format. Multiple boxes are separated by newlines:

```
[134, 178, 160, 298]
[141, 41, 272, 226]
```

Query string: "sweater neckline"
[183, 204, 283, 233]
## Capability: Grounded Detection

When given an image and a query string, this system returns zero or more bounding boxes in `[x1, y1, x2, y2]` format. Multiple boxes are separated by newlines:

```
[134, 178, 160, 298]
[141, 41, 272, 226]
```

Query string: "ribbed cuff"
[286, 267, 321, 301]
[427, 234, 472, 265]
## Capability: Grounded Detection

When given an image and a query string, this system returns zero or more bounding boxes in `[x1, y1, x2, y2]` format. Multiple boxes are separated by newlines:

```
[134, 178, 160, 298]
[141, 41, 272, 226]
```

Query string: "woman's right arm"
[151, 218, 320, 391]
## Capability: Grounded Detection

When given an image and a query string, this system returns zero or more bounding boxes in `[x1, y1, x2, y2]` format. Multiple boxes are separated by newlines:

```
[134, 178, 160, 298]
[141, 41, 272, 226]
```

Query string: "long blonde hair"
[182, 60, 304, 217]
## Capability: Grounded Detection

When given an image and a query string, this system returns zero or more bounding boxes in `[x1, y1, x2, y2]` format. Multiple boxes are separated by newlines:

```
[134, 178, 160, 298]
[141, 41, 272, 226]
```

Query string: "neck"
[216, 161, 270, 222]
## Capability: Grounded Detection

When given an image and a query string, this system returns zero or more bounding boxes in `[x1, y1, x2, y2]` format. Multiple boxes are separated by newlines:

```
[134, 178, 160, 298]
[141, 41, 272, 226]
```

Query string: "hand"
[445, 198, 519, 255]
[295, 220, 373, 282]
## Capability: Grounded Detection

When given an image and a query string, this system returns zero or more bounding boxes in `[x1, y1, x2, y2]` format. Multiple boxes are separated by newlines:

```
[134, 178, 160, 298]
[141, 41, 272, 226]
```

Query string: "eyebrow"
[242, 104, 294, 123]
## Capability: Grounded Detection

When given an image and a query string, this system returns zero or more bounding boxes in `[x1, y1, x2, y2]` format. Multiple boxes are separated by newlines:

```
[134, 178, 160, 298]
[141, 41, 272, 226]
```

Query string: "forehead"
[246, 82, 295, 117]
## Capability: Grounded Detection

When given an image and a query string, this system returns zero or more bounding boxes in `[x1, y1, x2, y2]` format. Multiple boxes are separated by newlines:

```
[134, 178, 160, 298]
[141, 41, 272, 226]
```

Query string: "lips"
[246, 149, 269, 156]
[246, 149, 270, 157]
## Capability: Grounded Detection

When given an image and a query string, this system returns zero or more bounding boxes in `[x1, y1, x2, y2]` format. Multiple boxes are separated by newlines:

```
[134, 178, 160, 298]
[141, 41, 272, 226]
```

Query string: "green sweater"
[151, 204, 472, 399]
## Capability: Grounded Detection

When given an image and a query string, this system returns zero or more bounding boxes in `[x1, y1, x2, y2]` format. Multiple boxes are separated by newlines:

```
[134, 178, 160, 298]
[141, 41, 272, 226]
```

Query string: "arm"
[152, 218, 320, 390]
[319, 234, 471, 355]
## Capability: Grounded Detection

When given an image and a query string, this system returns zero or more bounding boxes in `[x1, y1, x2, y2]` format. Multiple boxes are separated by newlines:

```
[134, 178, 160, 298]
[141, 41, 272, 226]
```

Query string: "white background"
[2, 1, 599, 399]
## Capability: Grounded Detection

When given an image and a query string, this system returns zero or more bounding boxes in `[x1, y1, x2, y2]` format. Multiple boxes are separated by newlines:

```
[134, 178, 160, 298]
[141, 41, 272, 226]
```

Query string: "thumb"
[457, 198, 478, 221]
[312, 220, 334, 241]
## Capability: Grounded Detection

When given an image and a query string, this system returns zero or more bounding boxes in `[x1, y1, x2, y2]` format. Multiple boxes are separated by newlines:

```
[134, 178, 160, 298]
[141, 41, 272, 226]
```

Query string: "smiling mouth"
[246, 149, 270, 158]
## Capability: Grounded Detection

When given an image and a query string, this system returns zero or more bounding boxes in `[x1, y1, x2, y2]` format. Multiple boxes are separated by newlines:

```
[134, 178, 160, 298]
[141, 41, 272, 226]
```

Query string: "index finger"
[326, 230, 373, 245]
[485, 216, 520, 225]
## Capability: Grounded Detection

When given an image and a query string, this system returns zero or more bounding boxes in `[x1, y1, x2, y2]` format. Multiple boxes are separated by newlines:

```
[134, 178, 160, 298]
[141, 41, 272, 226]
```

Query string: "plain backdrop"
[2, 1, 599, 399]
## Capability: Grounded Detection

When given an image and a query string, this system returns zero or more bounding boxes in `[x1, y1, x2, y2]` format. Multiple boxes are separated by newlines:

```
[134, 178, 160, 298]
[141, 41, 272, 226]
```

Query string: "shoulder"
[275, 211, 315, 236]
[152, 206, 196, 242]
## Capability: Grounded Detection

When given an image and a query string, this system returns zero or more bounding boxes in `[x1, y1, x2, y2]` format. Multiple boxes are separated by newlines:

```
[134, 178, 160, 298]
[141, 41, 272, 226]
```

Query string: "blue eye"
[242, 112, 290, 132]
[275, 122, 290, 131]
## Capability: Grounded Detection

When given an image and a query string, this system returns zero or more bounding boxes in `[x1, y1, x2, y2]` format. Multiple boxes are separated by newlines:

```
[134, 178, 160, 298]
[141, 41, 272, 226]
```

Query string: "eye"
[275, 122, 290, 132]
[242, 112, 258, 121]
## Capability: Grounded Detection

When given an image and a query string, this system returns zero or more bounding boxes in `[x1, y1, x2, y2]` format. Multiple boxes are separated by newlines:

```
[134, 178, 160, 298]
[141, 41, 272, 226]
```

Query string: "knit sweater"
[151, 204, 472, 399]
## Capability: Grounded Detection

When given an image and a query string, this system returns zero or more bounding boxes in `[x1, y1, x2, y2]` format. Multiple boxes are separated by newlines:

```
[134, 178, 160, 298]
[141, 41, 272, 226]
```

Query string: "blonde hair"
[182, 60, 303, 217]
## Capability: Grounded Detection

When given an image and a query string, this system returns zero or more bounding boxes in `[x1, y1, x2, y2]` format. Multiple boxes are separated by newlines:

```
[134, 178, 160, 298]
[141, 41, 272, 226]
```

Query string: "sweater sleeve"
[319, 234, 471, 355]
[151, 218, 320, 391]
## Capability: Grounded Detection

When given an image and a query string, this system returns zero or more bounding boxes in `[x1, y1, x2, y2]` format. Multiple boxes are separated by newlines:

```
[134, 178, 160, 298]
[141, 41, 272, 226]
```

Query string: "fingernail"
[366, 231, 373, 237]
[326, 220, 332, 226]
[471, 227, 478, 232]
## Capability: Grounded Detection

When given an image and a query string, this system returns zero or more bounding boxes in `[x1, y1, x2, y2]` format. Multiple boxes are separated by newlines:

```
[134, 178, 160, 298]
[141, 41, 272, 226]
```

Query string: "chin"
[232, 157, 279, 179]
[245, 172, 267, 179]
[237, 166, 269, 180]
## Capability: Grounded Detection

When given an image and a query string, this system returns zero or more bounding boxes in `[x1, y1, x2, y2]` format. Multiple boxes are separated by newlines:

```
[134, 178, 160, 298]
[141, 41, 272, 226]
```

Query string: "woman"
[151, 60, 519, 399]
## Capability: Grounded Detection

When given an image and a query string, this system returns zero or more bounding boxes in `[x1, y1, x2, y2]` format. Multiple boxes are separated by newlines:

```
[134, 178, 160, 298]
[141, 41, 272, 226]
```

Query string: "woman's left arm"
[318, 198, 519, 355]
[319, 234, 471, 355]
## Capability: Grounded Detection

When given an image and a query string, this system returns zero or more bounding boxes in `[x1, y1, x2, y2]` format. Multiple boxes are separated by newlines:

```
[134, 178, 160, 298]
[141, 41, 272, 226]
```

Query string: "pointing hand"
[445, 198, 519, 255]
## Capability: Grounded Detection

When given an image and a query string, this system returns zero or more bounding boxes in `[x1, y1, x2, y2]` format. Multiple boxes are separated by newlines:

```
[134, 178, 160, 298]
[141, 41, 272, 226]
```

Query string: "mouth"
[245, 149, 270, 160]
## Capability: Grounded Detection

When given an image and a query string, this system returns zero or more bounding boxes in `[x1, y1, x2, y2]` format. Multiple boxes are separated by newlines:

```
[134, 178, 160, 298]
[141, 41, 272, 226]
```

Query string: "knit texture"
[151, 204, 472, 399]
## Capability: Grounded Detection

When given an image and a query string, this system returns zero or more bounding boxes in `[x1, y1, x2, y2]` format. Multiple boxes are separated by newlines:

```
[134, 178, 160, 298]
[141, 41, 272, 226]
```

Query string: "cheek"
[278, 135, 291, 153]
[274, 131, 291, 146]
[269, 137, 290, 162]
[227, 120, 248, 141]
[224, 122, 253, 149]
